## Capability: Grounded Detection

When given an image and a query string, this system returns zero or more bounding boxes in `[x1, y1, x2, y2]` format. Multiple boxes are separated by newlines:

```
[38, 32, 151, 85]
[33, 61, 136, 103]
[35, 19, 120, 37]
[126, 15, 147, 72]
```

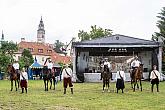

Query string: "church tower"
[37, 16, 45, 43]
[1, 30, 4, 41]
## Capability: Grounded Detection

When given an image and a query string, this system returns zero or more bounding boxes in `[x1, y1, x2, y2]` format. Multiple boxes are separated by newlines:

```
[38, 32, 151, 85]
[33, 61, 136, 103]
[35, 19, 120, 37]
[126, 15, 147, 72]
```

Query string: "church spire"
[37, 16, 45, 43]
[1, 30, 4, 41]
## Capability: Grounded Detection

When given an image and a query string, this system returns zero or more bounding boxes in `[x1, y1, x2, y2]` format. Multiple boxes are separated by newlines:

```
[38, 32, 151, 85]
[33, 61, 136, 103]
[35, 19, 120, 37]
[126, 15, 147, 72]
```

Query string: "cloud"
[0, 0, 164, 44]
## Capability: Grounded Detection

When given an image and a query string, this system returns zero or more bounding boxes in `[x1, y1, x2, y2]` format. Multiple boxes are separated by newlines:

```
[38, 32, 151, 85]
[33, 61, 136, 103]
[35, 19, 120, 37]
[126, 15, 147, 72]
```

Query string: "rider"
[100, 58, 112, 80]
[130, 55, 141, 78]
[12, 60, 20, 75]
[47, 59, 53, 74]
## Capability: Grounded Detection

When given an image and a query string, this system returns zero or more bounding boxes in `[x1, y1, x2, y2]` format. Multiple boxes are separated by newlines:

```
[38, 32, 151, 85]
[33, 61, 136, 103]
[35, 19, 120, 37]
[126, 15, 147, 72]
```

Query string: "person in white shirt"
[131, 56, 141, 68]
[20, 67, 28, 93]
[130, 56, 141, 78]
[13, 61, 20, 75]
[150, 65, 160, 92]
[115, 66, 126, 93]
[62, 64, 73, 94]
[101, 58, 112, 80]
[47, 60, 53, 74]
[104, 58, 111, 69]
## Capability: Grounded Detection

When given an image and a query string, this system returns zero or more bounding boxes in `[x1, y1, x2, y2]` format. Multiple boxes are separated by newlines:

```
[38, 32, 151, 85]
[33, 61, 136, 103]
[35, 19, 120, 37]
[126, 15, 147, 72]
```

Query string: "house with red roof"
[14, 17, 71, 65]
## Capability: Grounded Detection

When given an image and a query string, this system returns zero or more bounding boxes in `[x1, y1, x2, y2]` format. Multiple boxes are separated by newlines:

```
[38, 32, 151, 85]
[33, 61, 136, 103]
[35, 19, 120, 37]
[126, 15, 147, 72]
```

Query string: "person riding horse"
[12, 61, 20, 79]
[130, 56, 141, 79]
[100, 58, 112, 80]
[102, 65, 112, 92]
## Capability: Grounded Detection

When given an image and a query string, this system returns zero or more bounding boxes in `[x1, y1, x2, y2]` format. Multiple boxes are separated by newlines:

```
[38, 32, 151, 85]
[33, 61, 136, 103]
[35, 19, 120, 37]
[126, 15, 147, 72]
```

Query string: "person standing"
[20, 67, 28, 93]
[62, 64, 73, 94]
[115, 66, 126, 93]
[150, 65, 160, 92]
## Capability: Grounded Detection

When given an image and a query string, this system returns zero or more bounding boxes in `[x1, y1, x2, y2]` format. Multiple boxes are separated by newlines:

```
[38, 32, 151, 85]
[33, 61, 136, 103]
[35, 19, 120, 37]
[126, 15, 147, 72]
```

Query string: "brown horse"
[130, 64, 143, 92]
[101, 65, 112, 92]
[42, 66, 56, 91]
[7, 64, 20, 91]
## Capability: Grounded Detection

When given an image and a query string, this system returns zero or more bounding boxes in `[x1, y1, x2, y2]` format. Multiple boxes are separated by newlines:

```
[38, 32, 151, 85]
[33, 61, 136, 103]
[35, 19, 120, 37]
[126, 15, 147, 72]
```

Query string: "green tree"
[78, 25, 113, 41]
[19, 49, 33, 70]
[152, 7, 165, 42]
[152, 7, 165, 73]
[53, 40, 65, 53]
[0, 41, 18, 74]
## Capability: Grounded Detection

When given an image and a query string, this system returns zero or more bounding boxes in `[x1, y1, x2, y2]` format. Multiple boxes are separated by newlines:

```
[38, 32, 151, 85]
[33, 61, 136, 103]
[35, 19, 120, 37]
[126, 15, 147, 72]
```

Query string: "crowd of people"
[10, 55, 161, 94]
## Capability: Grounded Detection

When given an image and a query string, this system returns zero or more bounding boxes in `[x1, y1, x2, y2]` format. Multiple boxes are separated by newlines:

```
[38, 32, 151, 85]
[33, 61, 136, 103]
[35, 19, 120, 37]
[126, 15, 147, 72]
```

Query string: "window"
[38, 49, 43, 53]
[28, 48, 33, 52]
[47, 50, 52, 53]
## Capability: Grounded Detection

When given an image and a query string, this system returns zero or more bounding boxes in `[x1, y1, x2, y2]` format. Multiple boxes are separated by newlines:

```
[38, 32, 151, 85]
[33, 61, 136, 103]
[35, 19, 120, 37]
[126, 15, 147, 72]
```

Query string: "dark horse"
[101, 65, 112, 92]
[7, 64, 20, 91]
[130, 64, 143, 92]
[42, 66, 56, 91]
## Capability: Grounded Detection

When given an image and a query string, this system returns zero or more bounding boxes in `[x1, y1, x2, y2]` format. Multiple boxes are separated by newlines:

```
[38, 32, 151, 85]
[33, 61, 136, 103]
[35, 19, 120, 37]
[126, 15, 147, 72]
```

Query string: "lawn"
[0, 80, 165, 110]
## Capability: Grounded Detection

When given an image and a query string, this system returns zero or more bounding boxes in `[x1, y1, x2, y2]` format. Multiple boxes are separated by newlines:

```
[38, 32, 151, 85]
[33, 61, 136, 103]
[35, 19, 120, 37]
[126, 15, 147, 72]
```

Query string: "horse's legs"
[131, 79, 133, 89]
[107, 80, 110, 92]
[53, 77, 56, 90]
[25, 88, 27, 93]
[50, 78, 52, 89]
[15, 80, 17, 91]
[133, 80, 137, 92]
[11, 80, 13, 91]
[137, 83, 139, 89]
[44, 80, 47, 91]
[140, 80, 142, 91]
[17, 79, 20, 89]
[102, 80, 105, 92]
[22, 88, 24, 93]
[46, 80, 49, 91]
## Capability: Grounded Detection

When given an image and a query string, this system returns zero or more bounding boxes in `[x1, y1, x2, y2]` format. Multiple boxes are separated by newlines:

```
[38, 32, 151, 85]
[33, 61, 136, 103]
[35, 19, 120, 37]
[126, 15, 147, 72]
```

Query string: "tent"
[29, 58, 43, 80]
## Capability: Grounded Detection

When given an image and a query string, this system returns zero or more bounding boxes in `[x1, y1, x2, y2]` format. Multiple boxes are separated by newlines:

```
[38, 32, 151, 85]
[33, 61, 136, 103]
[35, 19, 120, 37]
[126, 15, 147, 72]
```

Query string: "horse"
[101, 65, 112, 92]
[49, 68, 56, 90]
[42, 66, 56, 91]
[7, 64, 20, 91]
[130, 64, 143, 92]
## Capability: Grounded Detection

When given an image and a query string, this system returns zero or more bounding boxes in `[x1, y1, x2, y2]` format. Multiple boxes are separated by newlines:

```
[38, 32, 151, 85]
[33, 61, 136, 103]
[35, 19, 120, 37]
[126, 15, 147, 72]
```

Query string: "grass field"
[0, 80, 165, 110]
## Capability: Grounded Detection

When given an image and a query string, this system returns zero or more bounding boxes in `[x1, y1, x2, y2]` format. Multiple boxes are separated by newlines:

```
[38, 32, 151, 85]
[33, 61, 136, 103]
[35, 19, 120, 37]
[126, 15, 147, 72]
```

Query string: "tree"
[152, 7, 165, 73]
[19, 49, 33, 70]
[78, 25, 113, 41]
[0, 41, 18, 73]
[53, 40, 65, 53]
[152, 7, 165, 42]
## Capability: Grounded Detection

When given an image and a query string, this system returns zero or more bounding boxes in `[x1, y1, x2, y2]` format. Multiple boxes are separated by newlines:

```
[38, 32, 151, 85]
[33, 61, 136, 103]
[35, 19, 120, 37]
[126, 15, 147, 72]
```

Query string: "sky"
[0, 0, 164, 44]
